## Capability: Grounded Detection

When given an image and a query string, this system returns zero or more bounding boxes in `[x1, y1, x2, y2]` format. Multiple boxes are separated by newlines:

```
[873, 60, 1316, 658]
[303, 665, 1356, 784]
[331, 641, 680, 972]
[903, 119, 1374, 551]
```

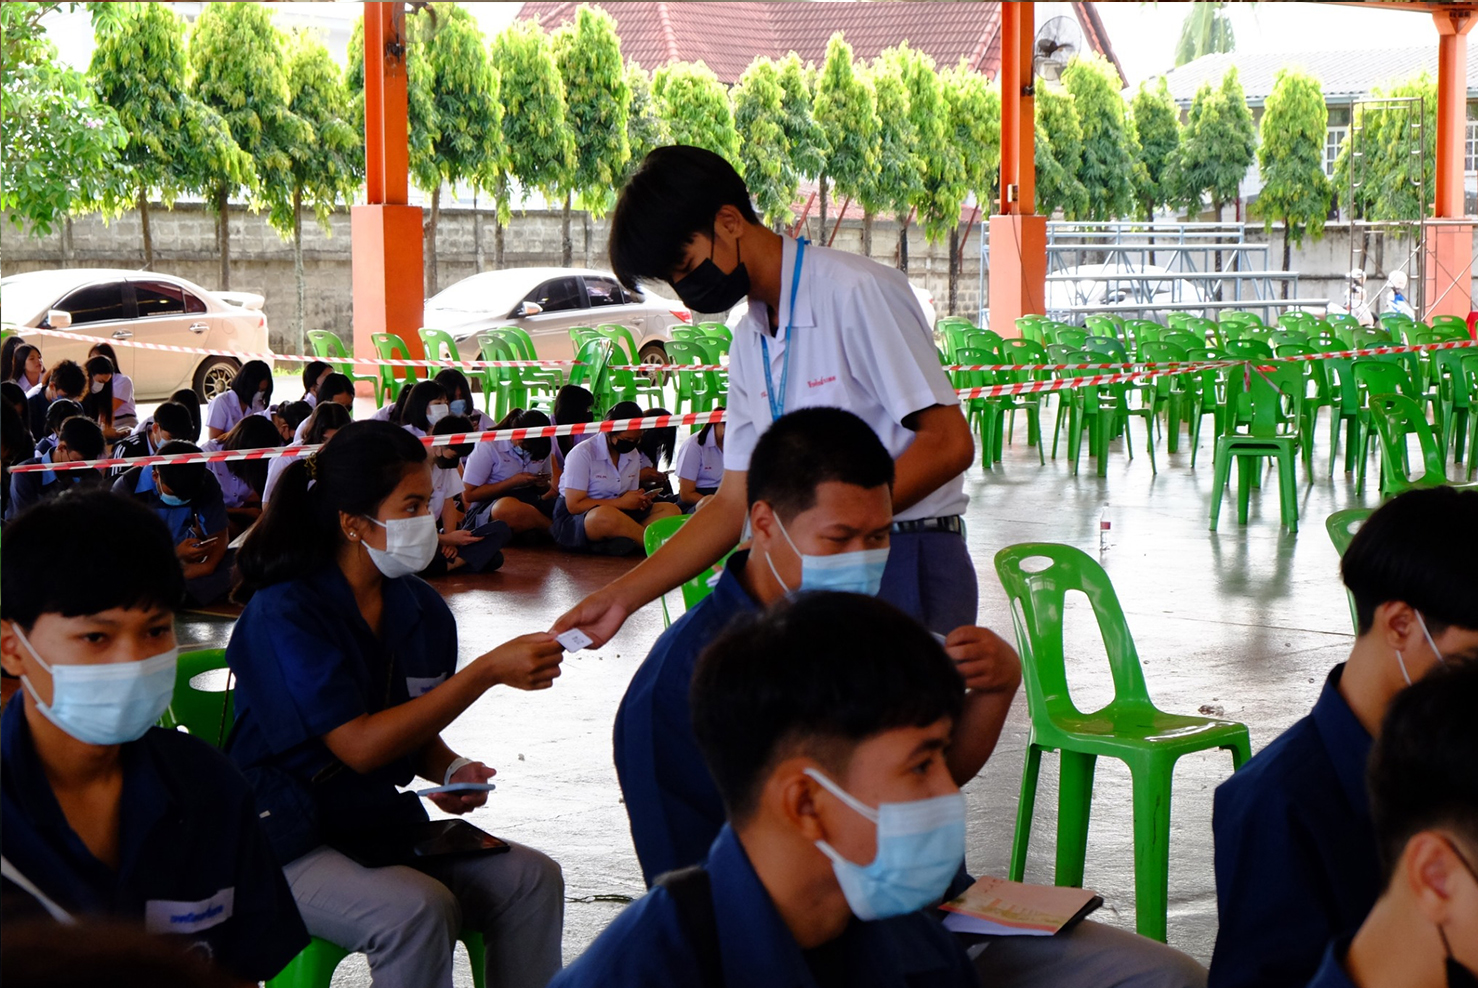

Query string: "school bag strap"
[654, 865, 723, 988]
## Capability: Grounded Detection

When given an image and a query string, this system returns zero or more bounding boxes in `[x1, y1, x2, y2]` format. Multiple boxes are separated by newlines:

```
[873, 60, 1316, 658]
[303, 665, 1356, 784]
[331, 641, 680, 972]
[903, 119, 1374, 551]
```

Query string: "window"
[1325, 125, 1348, 177]
[133, 280, 205, 317]
[55, 282, 127, 324]
[584, 276, 626, 307]
[1466, 119, 1478, 174]
[523, 277, 583, 313]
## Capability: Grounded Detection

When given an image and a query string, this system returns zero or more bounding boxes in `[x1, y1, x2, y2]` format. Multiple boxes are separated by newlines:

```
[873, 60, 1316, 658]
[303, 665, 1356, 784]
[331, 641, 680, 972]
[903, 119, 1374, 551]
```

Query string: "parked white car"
[422, 267, 691, 363]
[1046, 263, 1207, 322]
[0, 268, 270, 400]
[722, 283, 937, 330]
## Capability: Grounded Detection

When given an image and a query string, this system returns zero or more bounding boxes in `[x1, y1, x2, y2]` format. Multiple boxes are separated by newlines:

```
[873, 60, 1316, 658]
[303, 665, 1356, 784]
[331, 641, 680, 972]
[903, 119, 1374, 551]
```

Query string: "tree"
[812, 34, 877, 243]
[857, 59, 915, 259]
[1174, 67, 1256, 221]
[188, 2, 307, 290]
[2, 2, 125, 238]
[732, 57, 793, 227]
[282, 32, 361, 349]
[889, 44, 964, 273]
[778, 53, 828, 223]
[942, 63, 1000, 313]
[1035, 86, 1087, 220]
[1062, 53, 1136, 222]
[1130, 77, 1180, 223]
[1257, 68, 1330, 289]
[418, 4, 502, 296]
[1175, 2, 1235, 67]
[619, 61, 665, 187]
[653, 61, 740, 163]
[554, 6, 629, 265]
[1334, 73, 1436, 223]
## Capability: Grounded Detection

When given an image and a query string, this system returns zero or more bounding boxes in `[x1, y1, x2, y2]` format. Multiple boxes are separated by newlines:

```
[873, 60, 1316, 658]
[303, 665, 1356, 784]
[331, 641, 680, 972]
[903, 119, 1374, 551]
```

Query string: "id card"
[556, 629, 593, 652]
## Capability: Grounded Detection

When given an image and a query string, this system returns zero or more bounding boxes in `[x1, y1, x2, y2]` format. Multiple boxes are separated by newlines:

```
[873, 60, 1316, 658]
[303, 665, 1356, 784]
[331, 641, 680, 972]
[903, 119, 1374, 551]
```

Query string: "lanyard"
[760, 238, 808, 423]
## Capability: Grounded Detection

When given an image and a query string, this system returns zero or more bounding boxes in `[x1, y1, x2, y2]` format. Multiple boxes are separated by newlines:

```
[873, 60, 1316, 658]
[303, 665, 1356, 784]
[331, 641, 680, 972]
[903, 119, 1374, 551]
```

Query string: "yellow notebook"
[940, 876, 1103, 937]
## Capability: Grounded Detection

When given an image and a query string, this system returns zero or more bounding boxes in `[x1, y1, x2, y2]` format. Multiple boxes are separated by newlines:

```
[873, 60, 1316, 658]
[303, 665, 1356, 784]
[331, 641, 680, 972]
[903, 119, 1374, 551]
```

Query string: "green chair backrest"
[1184, 316, 1224, 348]
[669, 326, 701, 344]
[566, 338, 615, 407]
[1275, 344, 1333, 402]
[595, 325, 639, 364]
[1045, 343, 1080, 366]
[370, 332, 420, 396]
[307, 329, 352, 369]
[696, 323, 733, 343]
[1326, 508, 1372, 556]
[1434, 349, 1478, 410]
[418, 328, 462, 364]
[1160, 330, 1202, 352]
[1416, 324, 1469, 343]
[1352, 358, 1418, 402]
[1053, 328, 1090, 349]
[1268, 330, 1310, 349]
[160, 649, 234, 749]
[1137, 341, 1189, 365]
[998, 338, 1048, 365]
[1083, 336, 1128, 362]
[1226, 364, 1305, 438]
[964, 331, 1003, 359]
[1429, 313, 1471, 334]
[1367, 392, 1449, 487]
[643, 515, 734, 610]
[491, 326, 536, 361]
[569, 326, 600, 351]
[663, 339, 721, 408]
[1084, 314, 1121, 340]
[1351, 326, 1394, 349]
[1223, 338, 1274, 360]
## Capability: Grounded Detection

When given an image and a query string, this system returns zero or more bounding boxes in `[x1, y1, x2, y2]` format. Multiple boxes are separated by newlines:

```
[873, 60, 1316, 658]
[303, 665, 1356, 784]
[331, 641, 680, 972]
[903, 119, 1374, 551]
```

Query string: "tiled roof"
[1156, 46, 1478, 106]
[518, 2, 1122, 84]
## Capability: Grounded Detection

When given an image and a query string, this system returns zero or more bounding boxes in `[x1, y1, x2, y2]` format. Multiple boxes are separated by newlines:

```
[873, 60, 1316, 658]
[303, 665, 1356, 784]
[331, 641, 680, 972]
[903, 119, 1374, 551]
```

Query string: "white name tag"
[145, 887, 235, 935]
[406, 674, 448, 698]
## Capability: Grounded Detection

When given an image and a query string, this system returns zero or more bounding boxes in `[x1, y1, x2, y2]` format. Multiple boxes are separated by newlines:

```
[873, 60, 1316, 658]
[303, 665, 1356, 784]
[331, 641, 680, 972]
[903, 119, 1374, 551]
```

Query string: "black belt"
[891, 515, 965, 535]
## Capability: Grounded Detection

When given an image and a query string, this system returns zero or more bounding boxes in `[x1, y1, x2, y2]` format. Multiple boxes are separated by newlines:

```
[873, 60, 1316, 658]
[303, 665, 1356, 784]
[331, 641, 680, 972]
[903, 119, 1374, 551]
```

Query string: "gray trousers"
[968, 919, 1208, 988]
[283, 841, 565, 988]
[879, 529, 980, 635]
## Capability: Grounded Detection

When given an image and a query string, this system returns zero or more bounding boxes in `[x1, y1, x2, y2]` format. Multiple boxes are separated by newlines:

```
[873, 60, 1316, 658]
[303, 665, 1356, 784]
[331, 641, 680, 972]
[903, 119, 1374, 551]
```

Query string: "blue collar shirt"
[1304, 940, 1359, 988]
[113, 465, 230, 544]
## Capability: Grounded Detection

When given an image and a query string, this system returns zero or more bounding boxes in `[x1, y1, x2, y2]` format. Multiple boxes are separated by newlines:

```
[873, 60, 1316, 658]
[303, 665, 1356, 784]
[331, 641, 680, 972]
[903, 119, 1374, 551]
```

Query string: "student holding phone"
[112, 442, 232, 607]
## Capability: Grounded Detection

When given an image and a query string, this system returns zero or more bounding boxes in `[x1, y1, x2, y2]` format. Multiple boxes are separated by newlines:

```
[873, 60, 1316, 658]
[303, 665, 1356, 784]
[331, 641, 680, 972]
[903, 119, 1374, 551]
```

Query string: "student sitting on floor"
[80, 356, 124, 443]
[1304, 659, 1478, 988]
[25, 359, 85, 440]
[31, 398, 84, 460]
[1, 401, 33, 522]
[86, 343, 137, 433]
[202, 414, 281, 535]
[225, 420, 565, 988]
[553, 592, 980, 987]
[300, 360, 332, 407]
[435, 368, 493, 431]
[265, 402, 351, 506]
[419, 415, 509, 576]
[7, 416, 105, 522]
[551, 401, 682, 556]
[293, 374, 354, 442]
[0, 490, 308, 982]
[673, 414, 724, 511]
[133, 389, 201, 447]
[111, 400, 194, 475]
[462, 408, 555, 537]
[270, 400, 312, 445]
[548, 384, 596, 494]
[1211, 486, 1478, 988]
[204, 360, 272, 440]
[112, 443, 233, 607]
[397, 380, 450, 439]
[637, 406, 677, 495]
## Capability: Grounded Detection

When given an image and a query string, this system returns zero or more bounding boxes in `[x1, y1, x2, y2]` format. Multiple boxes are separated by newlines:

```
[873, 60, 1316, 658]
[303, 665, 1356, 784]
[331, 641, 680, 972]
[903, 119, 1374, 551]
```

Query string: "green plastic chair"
[489, 328, 562, 405]
[1137, 341, 1191, 454]
[1366, 392, 1478, 497]
[993, 543, 1252, 942]
[1464, 354, 1478, 480]
[1351, 359, 1425, 493]
[1053, 328, 1090, 350]
[268, 927, 486, 988]
[418, 328, 462, 365]
[643, 515, 735, 626]
[1326, 508, 1373, 633]
[1210, 364, 1306, 532]
[1222, 338, 1274, 360]
[370, 333, 421, 404]
[158, 649, 234, 748]
[566, 338, 616, 412]
[1184, 347, 1230, 468]
[953, 347, 1005, 469]
[307, 330, 382, 406]
[695, 322, 732, 344]
[664, 339, 722, 413]
[995, 338, 1049, 462]
[569, 326, 600, 353]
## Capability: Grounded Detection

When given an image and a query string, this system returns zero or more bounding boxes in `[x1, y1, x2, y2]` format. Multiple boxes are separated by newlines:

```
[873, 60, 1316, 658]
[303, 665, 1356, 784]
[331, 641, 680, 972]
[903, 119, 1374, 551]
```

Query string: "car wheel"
[638, 342, 668, 385]
[194, 356, 241, 403]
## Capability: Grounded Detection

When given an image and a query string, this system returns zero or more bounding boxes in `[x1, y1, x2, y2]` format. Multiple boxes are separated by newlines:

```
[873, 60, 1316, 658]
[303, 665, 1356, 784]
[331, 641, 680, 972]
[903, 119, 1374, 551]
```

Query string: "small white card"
[414, 782, 497, 798]
[556, 629, 593, 652]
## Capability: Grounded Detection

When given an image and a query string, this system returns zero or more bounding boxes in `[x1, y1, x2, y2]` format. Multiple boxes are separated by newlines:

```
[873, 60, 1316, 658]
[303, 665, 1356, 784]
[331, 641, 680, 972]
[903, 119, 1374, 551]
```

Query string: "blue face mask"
[15, 625, 178, 746]
[158, 491, 189, 508]
[764, 514, 889, 597]
[449, 399, 468, 417]
[804, 768, 966, 921]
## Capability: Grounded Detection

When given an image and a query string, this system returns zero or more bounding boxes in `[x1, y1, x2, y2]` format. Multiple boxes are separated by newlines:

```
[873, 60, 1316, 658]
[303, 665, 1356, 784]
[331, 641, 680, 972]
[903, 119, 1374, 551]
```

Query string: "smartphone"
[411, 819, 511, 858]
[192, 537, 218, 549]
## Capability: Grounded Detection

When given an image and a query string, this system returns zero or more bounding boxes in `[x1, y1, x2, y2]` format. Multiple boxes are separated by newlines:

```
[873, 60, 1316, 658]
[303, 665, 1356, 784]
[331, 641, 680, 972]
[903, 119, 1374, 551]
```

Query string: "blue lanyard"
[760, 238, 807, 423]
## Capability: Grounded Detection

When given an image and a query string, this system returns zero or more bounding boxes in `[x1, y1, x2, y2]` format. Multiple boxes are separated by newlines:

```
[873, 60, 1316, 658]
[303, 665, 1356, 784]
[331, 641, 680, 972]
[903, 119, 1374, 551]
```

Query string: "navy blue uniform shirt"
[0, 697, 309, 982]
[1210, 665, 1380, 988]
[550, 824, 979, 988]
[112, 465, 229, 544]
[6, 452, 102, 522]
[225, 566, 459, 862]
[1304, 940, 1359, 988]
[614, 551, 759, 885]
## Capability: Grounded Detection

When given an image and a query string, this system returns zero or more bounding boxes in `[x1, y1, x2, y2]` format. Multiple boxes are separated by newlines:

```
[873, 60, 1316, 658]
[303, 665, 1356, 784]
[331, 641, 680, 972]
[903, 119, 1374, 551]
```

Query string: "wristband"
[443, 756, 475, 786]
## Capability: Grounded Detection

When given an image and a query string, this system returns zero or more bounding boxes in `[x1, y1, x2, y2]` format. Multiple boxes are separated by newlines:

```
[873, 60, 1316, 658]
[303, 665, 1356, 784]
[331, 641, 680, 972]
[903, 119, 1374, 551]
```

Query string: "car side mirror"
[45, 309, 72, 329]
[513, 301, 544, 318]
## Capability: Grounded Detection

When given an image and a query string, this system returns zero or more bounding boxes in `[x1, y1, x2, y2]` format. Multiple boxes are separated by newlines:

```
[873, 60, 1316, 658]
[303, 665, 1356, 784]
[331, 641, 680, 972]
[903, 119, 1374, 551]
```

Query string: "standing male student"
[555, 145, 976, 643]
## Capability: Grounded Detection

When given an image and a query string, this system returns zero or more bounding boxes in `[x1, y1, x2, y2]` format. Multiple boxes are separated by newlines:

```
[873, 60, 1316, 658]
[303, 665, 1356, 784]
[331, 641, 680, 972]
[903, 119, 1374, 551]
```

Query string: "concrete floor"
[179, 407, 1379, 985]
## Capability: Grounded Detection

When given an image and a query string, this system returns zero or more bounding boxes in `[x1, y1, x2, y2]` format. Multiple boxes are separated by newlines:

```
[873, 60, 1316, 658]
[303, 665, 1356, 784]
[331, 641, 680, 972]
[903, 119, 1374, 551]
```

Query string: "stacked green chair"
[939, 317, 978, 356]
[1136, 341, 1191, 454]
[1184, 347, 1229, 467]
[565, 338, 616, 412]
[1326, 508, 1374, 632]
[1427, 342, 1475, 464]
[370, 333, 421, 404]
[569, 326, 600, 353]
[995, 338, 1049, 463]
[644, 516, 736, 626]
[1351, 359, 1426, 493]
[491, 327, 564, 400]
[307, 330, 383, 405]
[664, 339, 723, 414]
[1210, 364, 1306, 532]
[993, 543, 1251, 942]
[1366, 393, 1478, 497]
[477, 334, 525, 421]
[592, 329, 664, 405]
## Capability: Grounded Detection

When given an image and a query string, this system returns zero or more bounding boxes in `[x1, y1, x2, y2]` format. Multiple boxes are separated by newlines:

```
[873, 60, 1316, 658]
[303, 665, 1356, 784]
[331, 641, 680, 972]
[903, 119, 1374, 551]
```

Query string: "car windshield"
[426, 272, 531, 316]
[0, 273, 73, 326]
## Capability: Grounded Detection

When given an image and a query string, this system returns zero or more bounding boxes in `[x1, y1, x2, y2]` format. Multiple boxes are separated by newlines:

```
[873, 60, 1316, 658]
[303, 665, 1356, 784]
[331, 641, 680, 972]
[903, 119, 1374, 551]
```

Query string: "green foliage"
[492, 20, 575, 199]
[284, 31, 361, 229]
[422, 3, 503, 195]
[1175, 2, 1235, 67]
[1257, 68, 1330, 246]
[619, 61, 664, 186]
[942, 62, 1000, 205]
[1062, 54, 1136, 222]
[857, 57, 917, 220]
[732, 57, 794, 225]
[1334, 73, 1436, 222]
[1173, 67, 1256, 215]
[778, 53, 827, 182]
[813, 33, 878, 201]
[1, 2, 126, 235]
[887, 44, 964, 242]
[1130, 77, 1180, 219]
[345, 13, 439, 195]
[653, 61, 739, 162]
[554, 5, 629, 216]
[1035, 86, 1087, 219]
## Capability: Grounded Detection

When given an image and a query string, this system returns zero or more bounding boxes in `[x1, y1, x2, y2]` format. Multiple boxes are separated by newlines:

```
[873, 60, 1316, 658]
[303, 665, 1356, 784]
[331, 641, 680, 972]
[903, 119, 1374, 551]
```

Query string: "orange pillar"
[989, 2, 1046, 337]
[1427, 8, 1475, 321]
[353, 1, 424, 390]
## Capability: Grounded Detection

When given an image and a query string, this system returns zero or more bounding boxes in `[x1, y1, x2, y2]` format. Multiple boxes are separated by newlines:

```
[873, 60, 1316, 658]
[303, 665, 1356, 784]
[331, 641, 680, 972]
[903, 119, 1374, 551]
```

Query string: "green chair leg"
[266, 937, 349, 988]
[1129, 760, 1174, 943]
[1278, 450, 1300, 533]
[1008, 744, 1043, 882]
[1209, 444, 1233, 530]
[462, 931, 487, 988]
[1054, 750, 1097, 889]
[1235, 455, 1254, 524]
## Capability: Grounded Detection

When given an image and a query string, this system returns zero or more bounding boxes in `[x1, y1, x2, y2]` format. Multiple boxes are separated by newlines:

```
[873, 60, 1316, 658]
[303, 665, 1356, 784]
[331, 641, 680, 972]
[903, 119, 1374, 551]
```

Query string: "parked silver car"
[422, 267, 691, 363]
[0, 268, 271, 400]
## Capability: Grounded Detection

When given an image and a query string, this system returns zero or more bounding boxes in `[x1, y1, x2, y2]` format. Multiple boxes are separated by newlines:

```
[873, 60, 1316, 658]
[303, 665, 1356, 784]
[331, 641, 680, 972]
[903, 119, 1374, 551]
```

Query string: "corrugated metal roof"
[1156, 46, 1478, 106]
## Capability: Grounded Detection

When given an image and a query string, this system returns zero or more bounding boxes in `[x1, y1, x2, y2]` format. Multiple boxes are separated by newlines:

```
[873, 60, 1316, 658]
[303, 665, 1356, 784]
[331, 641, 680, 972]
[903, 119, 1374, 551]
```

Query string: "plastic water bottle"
[1099, 503, 1112, 553]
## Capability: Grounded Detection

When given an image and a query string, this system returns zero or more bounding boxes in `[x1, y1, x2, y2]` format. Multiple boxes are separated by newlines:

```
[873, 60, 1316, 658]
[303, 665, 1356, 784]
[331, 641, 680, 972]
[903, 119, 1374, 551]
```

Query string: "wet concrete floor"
[179, 410, 1378, 984]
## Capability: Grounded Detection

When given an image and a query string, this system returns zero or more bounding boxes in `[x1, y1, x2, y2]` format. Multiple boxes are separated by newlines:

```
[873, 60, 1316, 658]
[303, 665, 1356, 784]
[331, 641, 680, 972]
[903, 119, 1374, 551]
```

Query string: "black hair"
[552, 385, 595, 457]
[609, 145, 761, 292]
[431, 414, 474, 460]
[1, 489, 185, 628]
[44, 399, 85, 438]
[228, 359, 273, 409]
[169, 389, 201, 441]
[1, 336, 23, 381]
[1342, 487, 1478, 635]
[47, 359, 86, 400]
[433, 368, 475, 406]
[302, 359, 332, 396]
[494, 407, 552, 462]
[56, 416, 103, 460]
[2, 381, 27, 418]
[152, 401, 195, 443]
[86, 342, 121, 374]
[221, 415, 283, 495]
[1368, 660, 1478, 883]
[303, 401, 351, 445]
[696, 406, 725, 447]
[747, 407, 895, 519]
[639, 406, 677, 468]
[274, 400, 313, 434]
[9, 343, 41, 384]
[81, 355, 114, 427]
[317, 373, 355, 406]
[400, 380, 448, 433]
[605, 400, 643, 436]
[691, 592, 964, 823]
[155, 440, 207, 501]
[235, 420, 428, 599]
[2, 400, 33, 465]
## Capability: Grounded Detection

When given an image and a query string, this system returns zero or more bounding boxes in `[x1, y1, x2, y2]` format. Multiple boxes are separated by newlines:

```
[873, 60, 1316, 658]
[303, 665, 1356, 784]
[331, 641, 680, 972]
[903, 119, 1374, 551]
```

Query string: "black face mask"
[612, 438, 639, 455]
[672, 236, 749, 313]
[522, 438, 552, 462]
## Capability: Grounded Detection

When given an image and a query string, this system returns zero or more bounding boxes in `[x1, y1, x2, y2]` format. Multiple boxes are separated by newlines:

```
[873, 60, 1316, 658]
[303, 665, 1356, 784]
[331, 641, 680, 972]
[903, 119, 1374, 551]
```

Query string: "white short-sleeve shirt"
[205, 392, 247, 435]
[429, 462, 462, 520]
[674, 429, 724, 489]
[463, 439, 552, 490]
[262, 447, 304, 505]
[558, 435, 640, 501]
[111, 374, 137, 420]
[724, 236, 967, 522]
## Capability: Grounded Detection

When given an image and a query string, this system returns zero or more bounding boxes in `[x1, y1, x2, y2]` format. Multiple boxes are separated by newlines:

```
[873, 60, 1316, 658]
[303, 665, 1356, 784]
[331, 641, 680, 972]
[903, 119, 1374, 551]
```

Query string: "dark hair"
[400, 381, 448, 432]
[2, 381, 27, 418]
[606, 400, 643, 428]
[169, 388, 202, 441]
[748, 407, 894, 519]
[433, 368, 475, 406]
[152, 401, 195, 443]
[696, 406, 725, 447]
[235, 420, 428, 599]
[609, 145, 760, 292]
[155, 440, 207, 501]
[2, 400, 33, 465]
[494, 407, 552, 462]
[56, 416, 104, 460]
[44, 399, 85, 438]
[318, 373, 354, 406]
[1342, 487, 1478, 635]
[47, 359, 86, 400]
[221, 415, 283, 495]
[1, 336, 23, 381]
[302, 359, 332, 396]
[553, 385, 595, 457]
[229, 359, 273, 409]
[1, 919, 238, 988]
[1368, 659, 1478, 883]
[86, 342, 121, 373]
[432, 413, 474, 459]
[274, 399, 313, 434]
[691, 592, 964, 823]
[9, 343, 41, 383]
[81, 355, 114, 427]
[639, 406, 676, 467]
[1, 489, 184, 628]
[303, 401, 351, 445]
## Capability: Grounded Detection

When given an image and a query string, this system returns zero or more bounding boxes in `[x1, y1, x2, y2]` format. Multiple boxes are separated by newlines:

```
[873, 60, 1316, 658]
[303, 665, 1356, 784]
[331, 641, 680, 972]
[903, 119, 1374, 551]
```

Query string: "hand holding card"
[556, 629, 593, 652]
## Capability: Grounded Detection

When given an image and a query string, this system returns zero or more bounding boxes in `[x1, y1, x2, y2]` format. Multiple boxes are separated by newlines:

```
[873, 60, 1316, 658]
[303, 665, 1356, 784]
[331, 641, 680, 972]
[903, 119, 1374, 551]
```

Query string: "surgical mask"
[1396, 610, 1447, 686]
[765, 514, 889, 597]
[612, 437, 639, 455]
[252, 393, 267, 411]
[362, 512, 439, 578]
[449, 399, 468, 417]
[672, 237, 750, 313]
[158, 491, 189, 508]
[426, 403, 449, 427]
[15, 625, 177, 746]
[804, 768, 966, 922]
[90, 381, 105, 395]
